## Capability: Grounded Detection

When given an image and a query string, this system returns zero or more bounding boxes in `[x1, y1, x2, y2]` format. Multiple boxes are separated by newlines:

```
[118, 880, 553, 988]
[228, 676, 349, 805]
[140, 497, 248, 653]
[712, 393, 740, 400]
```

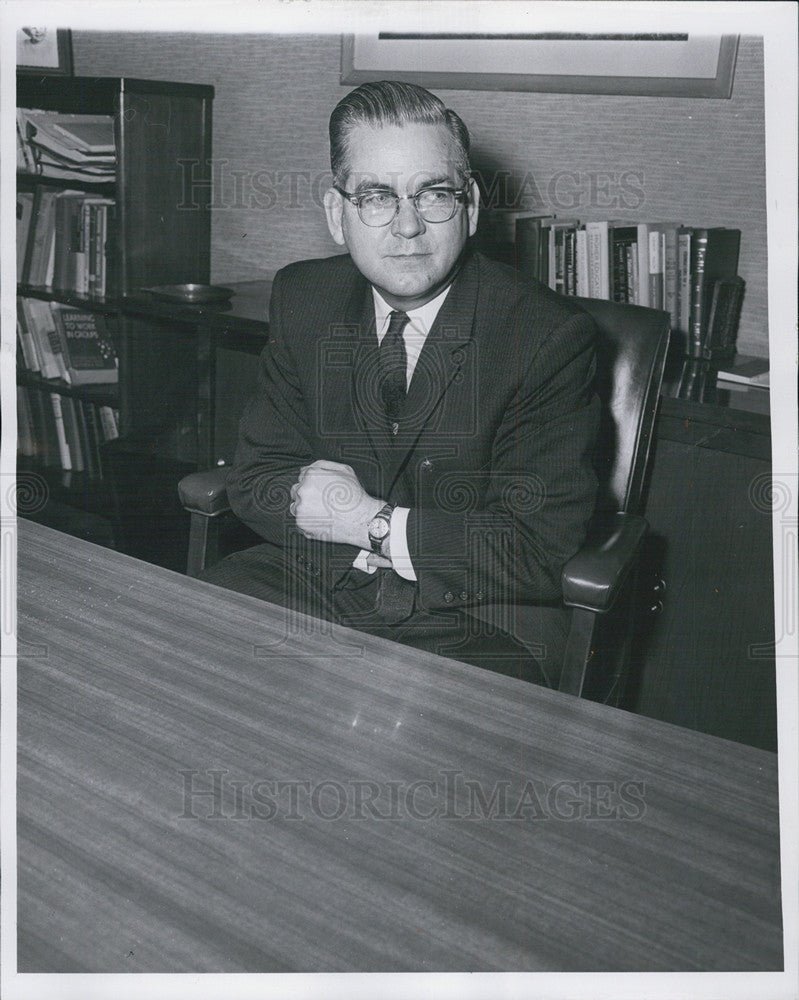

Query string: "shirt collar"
[372, 283, 452, 337]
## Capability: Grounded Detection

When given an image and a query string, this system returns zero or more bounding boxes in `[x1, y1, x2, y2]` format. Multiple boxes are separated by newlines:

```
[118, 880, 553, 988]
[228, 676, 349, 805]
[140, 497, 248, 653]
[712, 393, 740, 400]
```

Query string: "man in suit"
[207, 80, 599, 686]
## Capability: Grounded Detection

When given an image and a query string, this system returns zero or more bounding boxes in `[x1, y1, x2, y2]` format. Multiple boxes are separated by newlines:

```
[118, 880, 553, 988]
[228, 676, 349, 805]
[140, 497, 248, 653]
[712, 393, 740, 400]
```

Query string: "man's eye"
[361, 191, 394, 209]
[418, 188, 451, 205]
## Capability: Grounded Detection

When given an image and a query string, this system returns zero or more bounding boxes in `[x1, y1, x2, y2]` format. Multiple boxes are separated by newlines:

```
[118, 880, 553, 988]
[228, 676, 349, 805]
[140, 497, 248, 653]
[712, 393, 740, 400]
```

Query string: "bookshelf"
[16, 74, 214, 558]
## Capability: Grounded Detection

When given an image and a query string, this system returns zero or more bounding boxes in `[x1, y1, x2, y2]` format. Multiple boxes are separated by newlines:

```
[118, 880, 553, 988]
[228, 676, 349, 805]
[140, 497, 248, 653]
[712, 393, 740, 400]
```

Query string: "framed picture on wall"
[342, 33, 739, 98]
[17, 28, 74, 76]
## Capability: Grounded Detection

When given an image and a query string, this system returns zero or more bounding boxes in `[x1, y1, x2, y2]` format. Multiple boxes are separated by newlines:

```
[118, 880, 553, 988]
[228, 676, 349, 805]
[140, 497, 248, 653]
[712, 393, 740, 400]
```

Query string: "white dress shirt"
[352, 284, 452, 581]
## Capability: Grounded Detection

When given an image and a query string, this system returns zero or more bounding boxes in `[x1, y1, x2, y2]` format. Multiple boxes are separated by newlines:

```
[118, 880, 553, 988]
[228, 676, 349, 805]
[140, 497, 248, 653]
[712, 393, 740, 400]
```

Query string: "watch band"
[368, 502, 394, 555]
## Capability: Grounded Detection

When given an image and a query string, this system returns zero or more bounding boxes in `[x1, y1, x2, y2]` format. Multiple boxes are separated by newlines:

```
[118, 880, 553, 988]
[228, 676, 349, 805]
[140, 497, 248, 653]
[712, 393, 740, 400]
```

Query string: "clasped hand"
[290, 460, 391, 565]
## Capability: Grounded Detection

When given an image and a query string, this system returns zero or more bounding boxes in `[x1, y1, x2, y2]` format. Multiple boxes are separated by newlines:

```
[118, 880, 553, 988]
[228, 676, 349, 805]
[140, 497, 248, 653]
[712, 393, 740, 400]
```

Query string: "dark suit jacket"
[227, 248, 599, 634]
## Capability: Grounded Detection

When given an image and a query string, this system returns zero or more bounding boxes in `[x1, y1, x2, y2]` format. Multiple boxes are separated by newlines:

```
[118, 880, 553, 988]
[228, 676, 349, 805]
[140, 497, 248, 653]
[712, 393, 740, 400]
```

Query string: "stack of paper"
[19, 110, 115, 181]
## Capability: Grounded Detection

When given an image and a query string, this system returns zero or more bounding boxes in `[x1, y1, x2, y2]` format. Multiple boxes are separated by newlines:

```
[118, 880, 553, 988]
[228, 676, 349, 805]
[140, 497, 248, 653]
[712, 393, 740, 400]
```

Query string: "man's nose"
[391, 197, 426, 239]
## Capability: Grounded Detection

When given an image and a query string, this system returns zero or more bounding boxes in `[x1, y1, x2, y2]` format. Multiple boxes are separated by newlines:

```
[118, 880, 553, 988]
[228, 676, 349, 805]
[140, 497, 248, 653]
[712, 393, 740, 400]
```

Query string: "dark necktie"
[379, 310, 409, 433]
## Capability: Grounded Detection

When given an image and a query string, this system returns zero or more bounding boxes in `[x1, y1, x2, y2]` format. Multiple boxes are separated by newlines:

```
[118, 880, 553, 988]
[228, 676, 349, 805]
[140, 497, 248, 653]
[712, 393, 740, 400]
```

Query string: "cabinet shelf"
[17, 368, 120, 408]
[17, 171, 115, 194]
[18, 284, 122, 315]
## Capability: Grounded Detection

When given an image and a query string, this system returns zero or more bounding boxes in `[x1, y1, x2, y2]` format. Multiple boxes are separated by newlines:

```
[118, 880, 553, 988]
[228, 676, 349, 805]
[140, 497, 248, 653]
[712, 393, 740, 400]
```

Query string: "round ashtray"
[147, 283, 234, 303]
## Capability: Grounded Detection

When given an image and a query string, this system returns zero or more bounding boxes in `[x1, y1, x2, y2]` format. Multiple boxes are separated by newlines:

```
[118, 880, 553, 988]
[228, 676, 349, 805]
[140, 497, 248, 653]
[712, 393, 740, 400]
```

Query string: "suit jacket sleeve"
[406, 303, 599, 612]
[226, 269, 316, 549]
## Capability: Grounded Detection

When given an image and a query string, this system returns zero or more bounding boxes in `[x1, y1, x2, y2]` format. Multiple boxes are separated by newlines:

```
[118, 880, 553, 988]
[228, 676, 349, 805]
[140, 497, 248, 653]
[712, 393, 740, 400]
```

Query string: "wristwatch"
[367, 502, 394, 555]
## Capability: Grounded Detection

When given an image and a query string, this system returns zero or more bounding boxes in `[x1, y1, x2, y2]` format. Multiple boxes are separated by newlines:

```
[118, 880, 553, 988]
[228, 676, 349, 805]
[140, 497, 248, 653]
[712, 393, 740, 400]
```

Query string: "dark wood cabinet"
[16, 75, 214, 561]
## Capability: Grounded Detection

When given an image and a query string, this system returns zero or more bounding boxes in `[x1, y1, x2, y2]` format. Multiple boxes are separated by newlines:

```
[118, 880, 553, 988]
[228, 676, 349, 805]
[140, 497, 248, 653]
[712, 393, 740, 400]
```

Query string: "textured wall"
[73, 32, 768, 355]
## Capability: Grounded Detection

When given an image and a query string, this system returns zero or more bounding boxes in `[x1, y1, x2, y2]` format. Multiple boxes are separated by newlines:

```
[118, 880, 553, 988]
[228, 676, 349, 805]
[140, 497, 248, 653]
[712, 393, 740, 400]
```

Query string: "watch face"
[369, 517, 390, 540]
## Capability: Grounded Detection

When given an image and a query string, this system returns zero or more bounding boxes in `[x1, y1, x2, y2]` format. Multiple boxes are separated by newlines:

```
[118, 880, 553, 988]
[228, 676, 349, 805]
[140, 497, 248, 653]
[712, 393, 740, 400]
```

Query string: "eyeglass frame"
[333, 181, 472, 227]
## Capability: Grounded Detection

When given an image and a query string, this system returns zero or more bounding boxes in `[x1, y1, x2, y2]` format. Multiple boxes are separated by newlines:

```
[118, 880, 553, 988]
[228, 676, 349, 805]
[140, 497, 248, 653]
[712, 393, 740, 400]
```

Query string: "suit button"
[460, 591, 468, 601]
[314, 568, 321, 577]
[443, 591, 454, 604]
[297, 554, 305, 564]
[421, 458, 433, 472]
[475, 591, 484, 601]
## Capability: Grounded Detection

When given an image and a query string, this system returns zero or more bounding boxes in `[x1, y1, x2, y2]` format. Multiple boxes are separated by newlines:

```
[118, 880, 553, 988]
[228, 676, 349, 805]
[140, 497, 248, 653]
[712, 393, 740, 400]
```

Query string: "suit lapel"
[382, 253, 480, 495]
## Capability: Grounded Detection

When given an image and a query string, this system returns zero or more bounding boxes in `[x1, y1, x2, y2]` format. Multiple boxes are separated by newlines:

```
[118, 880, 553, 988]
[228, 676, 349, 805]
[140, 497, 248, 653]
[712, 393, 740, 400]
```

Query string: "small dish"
[147, 283, 234, 304]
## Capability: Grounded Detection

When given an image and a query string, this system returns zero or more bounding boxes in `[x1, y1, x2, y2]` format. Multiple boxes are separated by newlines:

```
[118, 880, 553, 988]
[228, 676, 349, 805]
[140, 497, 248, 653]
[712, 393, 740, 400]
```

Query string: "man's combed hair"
[329, 80, 471, 186]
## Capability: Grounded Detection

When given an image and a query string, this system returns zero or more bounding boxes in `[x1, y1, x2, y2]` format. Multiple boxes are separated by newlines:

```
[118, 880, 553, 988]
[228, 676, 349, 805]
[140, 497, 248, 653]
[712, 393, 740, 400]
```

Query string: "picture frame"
[341, 33, 739, 98]
[17, 28, 74, 76]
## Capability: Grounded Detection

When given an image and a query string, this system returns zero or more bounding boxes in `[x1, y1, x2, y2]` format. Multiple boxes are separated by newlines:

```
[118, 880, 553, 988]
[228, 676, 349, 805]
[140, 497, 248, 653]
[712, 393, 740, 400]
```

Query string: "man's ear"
[324, 188, 346, 246]
[466, 176, 480, 238]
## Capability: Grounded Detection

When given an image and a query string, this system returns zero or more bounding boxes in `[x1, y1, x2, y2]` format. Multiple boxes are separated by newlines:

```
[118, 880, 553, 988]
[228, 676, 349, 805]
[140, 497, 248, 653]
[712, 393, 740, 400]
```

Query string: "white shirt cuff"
[352, 548, 376, 574]
[351, 507, 417, 581]
[389, 506, 416, 581]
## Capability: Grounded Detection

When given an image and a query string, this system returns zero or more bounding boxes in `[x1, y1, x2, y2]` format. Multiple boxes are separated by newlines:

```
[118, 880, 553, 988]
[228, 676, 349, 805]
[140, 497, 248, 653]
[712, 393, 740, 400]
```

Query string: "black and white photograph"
[1, 2, 797, 998]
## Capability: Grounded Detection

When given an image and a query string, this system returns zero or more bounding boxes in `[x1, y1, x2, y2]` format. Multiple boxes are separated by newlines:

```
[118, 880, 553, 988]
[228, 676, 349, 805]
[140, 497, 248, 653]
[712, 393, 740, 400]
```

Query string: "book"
[660, 224, 681, 329]
[51, 307, 119, 384]
[60, 396, 85, 473]
[610, 224, 638, 303]
[585, 221, 610, 300]
[26, 187, 59, 286]
[49, 393, 72, 470]
[688, 228, 741, 358]
[17, 387, 36, 457]
[27, 387, 60, 467]
[99, 405, 120, 441]
[676, 228, 692, 337]
[703, 277, 745, 360]
[20, 299, 66, 380]
[17, 299, 41, 372]
[52, 191, 87, 291]
[575, 227, 589, 298]
[16, 191, 34, 282]
[648, 227, 663, 310]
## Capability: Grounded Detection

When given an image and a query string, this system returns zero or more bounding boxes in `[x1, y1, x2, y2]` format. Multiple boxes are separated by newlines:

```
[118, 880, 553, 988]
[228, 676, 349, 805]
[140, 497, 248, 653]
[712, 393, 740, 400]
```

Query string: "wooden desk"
[16, 520, 783, 972]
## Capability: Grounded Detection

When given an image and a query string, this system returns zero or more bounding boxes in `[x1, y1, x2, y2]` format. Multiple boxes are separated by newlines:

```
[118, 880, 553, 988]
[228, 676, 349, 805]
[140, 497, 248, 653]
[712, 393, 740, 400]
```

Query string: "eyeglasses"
[334, 184, 470, 227]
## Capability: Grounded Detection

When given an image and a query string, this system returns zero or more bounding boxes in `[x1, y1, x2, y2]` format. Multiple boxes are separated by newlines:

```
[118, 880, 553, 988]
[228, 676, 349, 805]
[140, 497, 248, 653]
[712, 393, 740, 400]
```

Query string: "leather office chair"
[178, 298, 670, 703]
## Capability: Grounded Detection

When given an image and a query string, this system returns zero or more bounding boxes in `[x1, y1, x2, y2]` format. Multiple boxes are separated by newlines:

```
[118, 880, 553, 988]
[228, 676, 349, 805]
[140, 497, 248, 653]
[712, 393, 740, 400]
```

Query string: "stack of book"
[17, 383, 120, 479]
[18, 186, 117, 296]
[17, 110, 115, 182]
[483, 211, 744, 360]
[17, 298, 119, 386]
[17, 299, 120, 477]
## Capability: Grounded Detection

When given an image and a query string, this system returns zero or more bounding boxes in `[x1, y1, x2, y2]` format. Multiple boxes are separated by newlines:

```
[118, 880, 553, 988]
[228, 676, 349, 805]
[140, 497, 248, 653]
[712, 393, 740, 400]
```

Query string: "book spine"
[49, 393, 72, 470]
[677, 230, 692, 335]
[636, 224, 650, 307]
[585, 222, 609, 300]
[60, 396, 85, 473]
[22, 300, 60, 379]
[17, 300, 40, 372]
[628, 244, 639, 305]
[648, 230, 663, 309]
[662, 226, 679, 328]
[85, 404, 104, 479]
[575, 228, 589, 298]
[99, 405, 120, 441]
[75, 399, 96, 480]
[689, 230, 709, 358]
[17, 387, 36, 457]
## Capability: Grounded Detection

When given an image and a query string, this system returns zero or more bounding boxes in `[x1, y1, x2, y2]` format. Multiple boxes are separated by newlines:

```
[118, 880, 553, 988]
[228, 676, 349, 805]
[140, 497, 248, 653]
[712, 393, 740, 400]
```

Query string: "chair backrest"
[573, 297, 670, 515]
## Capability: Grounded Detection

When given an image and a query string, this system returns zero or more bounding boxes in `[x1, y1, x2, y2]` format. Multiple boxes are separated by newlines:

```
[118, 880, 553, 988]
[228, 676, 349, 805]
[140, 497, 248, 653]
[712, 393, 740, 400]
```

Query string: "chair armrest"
[562, 512, 648, 613]
[178, 467, 230, 516]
